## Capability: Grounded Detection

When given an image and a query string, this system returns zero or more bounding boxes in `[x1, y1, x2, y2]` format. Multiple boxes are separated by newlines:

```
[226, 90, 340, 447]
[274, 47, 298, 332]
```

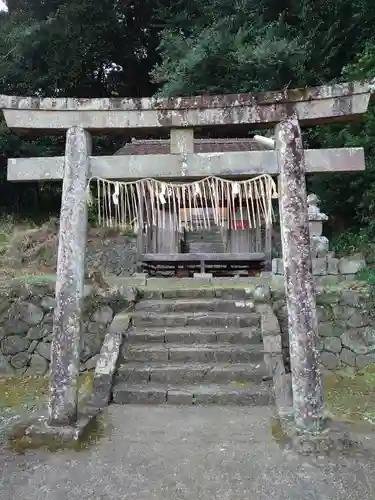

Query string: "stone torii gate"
[0, 82, 372, 433]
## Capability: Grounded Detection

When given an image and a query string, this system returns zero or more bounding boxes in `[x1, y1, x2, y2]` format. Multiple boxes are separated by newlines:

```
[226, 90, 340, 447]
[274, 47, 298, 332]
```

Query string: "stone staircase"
[112, 294, 273, 406]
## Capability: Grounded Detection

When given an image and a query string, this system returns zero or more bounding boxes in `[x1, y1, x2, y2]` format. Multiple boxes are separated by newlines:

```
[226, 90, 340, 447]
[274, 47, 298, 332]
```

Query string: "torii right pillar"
[276, 112, 324, 433]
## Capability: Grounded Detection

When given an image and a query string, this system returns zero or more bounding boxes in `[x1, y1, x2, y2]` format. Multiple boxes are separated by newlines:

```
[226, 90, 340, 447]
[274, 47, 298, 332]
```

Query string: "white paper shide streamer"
[86, 175, 278, 232]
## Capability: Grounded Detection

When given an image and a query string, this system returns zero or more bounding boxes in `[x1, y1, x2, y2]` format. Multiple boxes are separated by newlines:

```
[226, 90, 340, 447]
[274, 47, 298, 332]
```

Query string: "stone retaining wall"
[272, 256, 366, 280]
[86, 236, 137, 277]
[0, 282, 132, 377]
[272, 282, 375, 372]
[1, 276, 375, 377]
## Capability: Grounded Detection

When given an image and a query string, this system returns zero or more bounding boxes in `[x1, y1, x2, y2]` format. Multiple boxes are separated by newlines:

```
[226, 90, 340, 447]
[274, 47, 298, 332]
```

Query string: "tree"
[152, 0, 375, 241]
[152, 0, 375, 97]
[0, 0, 166, 215]
[309, 43, 375, 240]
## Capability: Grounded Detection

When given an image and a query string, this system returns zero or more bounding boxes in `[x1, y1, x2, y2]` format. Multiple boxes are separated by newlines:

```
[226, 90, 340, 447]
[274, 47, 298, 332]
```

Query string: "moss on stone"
[271, 417, 291, 445]
[8, 413, 110, 455]
[0, 373, 94, 412]
[230, 380, 254, 388]
[1, 372, 102, 454]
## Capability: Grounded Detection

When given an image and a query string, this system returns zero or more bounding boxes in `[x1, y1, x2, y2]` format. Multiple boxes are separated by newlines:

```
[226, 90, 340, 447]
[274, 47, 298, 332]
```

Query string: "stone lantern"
[307, 194, 329, 257]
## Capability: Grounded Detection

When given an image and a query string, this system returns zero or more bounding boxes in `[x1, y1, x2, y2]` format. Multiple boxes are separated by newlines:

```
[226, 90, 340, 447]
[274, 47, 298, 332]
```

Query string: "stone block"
[316, 339, 324, 351]
[347, 310, 370, 328]
[132, 273, 148, 278]
[19, 409, 100, 447]
[10, 352, 30, 369]
[323, 337, 342, 354]
[356, 353, 375, 370]
[272, 259, 278, 274]
[161, 287, 216, 300]
[253, 285, 271, 302]
[25, 353, 49, 375]
[193, 273, 212, 280]
[271, 356, 293, 417]
[41, 297, 56, 311]
[91, 306, 114, 325]
[309, 220, 323, 236]
[270, 275, 285, 294]
[338, 257, 366, 275]
[260, 271, 272, 278]
[327, 258, 339, 275]
[108, 313, 131, 335]
[341, 328, 375, 355]
[311, 236, 329, 258]
[320, 351, 340, 370]
[215, 287, 253, 301]
[259, 305, 280, 335]
[90, 374, 113, 408]
[36, 342, 52, 361]
[0, 353, 15, 375]
[316, 306, 329, 322]
[272, 258, 283, 275]
[263, 334, 282, 354]
[112, 385, 167, 404]
[1, 335, 30, 355]
[27, 340, 39, 353]
[332, 305, 357, 321]
[312, 258, 327, 276]
[43, 312, 54, 324]
[16, 302, 44, 326]
[318, 322, 343, 338]
[80, 334, 102, 363]
[167, 388, 194, 405]
[90, 327, 124, 409]
[87, 322, 106, 335]
[27, 324, 52, 340]
[4, 319, 29, 336]
[314, 276, 341, 286]
[340, 290, 365, 308]
[315, 291, 340, 306]
[340, 348, 357, 367]
[186, 313, 259, 328]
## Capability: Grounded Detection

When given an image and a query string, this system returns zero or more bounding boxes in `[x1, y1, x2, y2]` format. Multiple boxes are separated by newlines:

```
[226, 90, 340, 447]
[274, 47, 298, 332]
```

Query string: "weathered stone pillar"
[48, 127, 91, 426]
[275, 113, 324, 433]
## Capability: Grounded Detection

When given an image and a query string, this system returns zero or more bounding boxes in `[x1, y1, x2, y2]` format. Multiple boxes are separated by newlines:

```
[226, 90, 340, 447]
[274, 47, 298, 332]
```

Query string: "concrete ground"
[1, 405, 375, 500]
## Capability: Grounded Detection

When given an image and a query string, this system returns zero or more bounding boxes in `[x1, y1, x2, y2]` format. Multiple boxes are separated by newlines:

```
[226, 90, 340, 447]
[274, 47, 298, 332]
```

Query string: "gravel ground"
[0, 405, 375, 500]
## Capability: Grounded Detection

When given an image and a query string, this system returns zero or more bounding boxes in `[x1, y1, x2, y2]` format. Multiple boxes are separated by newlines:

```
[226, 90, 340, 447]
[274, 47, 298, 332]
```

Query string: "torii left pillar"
[48, 127, 91, 426]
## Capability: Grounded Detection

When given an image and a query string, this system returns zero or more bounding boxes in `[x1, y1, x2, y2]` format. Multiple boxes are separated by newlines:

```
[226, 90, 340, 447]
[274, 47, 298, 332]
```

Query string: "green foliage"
[152, 18, 306, 96]
[331, 230, 372, 256]
[153, 0, 375, 96]
[308, 43, 375, 237]
[0, 0, 164, 216]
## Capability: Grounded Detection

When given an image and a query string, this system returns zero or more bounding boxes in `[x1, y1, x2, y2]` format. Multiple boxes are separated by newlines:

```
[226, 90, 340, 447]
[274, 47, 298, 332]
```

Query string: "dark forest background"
[1, 0, 375, 253]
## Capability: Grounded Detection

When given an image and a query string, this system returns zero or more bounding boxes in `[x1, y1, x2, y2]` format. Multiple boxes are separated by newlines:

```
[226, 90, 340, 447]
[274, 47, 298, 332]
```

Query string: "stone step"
[134, 299, 256, 314]
[131, 312, 260, 328]
[125, 326, 262, 344]
[121, 343, 264, 363]
[112, 382, 273, 406]
[142, 287, 256, 301]
[116, 362, 268, 385]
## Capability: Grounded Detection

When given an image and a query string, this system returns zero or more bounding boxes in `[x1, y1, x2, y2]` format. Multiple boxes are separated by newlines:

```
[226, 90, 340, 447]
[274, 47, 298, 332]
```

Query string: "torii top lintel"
[0, 81, 373, 136]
